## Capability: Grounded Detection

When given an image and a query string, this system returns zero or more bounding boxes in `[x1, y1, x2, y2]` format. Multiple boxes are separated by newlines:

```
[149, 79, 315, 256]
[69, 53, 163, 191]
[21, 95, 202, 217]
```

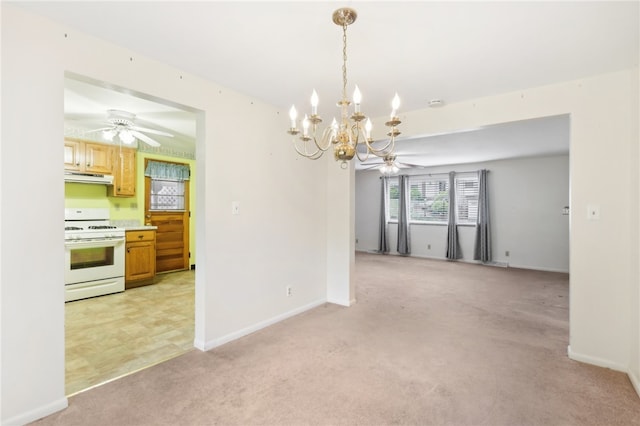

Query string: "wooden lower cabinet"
[125, 230, 156, 289]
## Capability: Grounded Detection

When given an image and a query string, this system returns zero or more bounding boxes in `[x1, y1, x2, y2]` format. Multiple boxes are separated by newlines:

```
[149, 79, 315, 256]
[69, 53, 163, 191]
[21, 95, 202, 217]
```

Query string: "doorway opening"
[63, 72, 201, 396]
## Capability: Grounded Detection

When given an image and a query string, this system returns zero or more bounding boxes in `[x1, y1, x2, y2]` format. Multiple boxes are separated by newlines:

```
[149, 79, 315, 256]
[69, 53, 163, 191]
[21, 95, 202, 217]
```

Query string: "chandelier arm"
[354, 142, 371, 163]
[293, 142, 324, 159]
[364, 137, 394, 156]
[311, 126, 335, 152]
[293, 133, 326, 158]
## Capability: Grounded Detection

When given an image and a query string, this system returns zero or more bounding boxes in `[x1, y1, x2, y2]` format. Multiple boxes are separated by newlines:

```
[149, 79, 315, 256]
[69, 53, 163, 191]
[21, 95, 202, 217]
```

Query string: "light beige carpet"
[35, 253, 640, 425]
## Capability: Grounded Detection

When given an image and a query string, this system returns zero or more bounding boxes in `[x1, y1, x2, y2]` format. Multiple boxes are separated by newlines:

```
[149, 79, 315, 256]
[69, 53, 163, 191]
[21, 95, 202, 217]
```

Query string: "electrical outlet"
[427, 244, 431, 250]
[505, 250, 510, 257]
[286, 286, 292, 297]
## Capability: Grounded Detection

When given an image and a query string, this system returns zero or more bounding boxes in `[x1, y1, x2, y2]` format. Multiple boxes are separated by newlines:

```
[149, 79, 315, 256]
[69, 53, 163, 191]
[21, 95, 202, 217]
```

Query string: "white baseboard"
[629, 368, 640, 398]
[567, 345, 640, 399]
[3, 397, 68, 426]
[567, 345, 628, 372]
[328, 297, 356, 307]
[198, 298, 327, 351]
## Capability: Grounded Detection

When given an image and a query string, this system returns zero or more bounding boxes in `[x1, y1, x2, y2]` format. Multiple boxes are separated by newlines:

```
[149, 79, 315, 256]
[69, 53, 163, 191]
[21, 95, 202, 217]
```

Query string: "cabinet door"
[125, 241, 156, 283]
[110, 148, 136, 197]
[84, 142, 113, 174]
[64, 140, 82, 171]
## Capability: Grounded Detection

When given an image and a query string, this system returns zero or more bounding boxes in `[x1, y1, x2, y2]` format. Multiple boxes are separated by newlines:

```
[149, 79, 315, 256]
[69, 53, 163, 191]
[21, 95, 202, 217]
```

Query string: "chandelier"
[287, 7, 402, 169]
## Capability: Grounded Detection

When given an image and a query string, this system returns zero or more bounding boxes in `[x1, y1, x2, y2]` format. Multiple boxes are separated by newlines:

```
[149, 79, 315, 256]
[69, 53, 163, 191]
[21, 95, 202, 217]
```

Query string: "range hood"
[64, 172, 114, 185]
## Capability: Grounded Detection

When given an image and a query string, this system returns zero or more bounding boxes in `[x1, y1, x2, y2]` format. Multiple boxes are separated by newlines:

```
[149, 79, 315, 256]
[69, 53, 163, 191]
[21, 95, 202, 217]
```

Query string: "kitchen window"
[145, 160, 190, 211]
[149, 179, 186, 211]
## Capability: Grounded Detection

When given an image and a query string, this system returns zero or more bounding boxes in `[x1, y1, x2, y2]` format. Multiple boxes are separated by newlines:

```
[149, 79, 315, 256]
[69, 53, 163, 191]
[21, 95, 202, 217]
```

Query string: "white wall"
[629, 61, 640, 396]
[356, 154, 571, 273]
[0, 5, 340, 424]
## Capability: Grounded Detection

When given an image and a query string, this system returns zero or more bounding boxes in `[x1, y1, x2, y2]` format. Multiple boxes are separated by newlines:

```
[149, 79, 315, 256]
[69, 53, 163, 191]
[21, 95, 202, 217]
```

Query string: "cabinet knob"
[138, 235, 144, 239]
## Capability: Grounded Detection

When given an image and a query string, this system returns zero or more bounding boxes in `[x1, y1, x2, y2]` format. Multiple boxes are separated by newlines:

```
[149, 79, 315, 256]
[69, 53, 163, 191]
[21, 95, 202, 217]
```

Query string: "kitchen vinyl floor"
[65, 270, 194, 396]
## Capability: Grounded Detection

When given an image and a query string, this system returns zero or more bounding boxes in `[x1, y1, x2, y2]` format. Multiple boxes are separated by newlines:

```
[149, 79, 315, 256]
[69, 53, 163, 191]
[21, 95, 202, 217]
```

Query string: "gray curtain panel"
[397, 175, 411, 255]
[474, 169, 491, 263]
[378, 176, 389, 254]
[446, 171, 462, 260]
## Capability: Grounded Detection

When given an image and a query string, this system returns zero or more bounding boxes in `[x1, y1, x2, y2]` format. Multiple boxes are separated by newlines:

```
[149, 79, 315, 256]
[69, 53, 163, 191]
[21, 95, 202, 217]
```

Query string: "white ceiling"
[16, 1, 638, 167]
[64, 75, 198, 156]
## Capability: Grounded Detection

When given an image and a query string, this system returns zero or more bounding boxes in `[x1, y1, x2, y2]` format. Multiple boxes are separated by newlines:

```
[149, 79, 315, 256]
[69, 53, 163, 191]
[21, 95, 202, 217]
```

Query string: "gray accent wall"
[355, 154, 570, 273]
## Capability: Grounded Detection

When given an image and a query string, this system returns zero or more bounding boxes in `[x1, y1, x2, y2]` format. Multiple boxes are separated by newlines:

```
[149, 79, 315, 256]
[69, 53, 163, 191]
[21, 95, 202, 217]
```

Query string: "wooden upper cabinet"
[64, 138, 113, 174]
[84, 142, 113, 174]
[64, 139, 82, 172]
[109, 147, 136, 197]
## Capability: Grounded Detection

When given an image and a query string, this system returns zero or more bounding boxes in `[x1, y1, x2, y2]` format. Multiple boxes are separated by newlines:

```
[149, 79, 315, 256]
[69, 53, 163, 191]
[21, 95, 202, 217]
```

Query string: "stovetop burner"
[65, 226, 83, 231]
[88, 225, 117, 230]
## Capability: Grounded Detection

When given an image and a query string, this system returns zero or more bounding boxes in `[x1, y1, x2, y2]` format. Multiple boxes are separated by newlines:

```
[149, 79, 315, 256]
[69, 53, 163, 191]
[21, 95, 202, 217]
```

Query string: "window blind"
[409, 175, 449, 223]
[455, 174, 479, 224]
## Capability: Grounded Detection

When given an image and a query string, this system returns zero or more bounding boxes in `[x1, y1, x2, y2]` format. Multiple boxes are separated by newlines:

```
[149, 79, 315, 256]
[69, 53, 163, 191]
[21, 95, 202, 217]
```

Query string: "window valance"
[144, 161, 190, 181]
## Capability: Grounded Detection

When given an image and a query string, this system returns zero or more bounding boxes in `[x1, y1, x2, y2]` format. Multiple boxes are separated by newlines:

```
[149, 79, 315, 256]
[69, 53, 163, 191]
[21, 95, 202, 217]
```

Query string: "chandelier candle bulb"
[390, 93, 400, 118]
[289, 105, 297, 129]
[302, 115, 310, 137]
[353, 85, 362, 113]
[311, 90, 319, 115]
[365, 118, 372, 140]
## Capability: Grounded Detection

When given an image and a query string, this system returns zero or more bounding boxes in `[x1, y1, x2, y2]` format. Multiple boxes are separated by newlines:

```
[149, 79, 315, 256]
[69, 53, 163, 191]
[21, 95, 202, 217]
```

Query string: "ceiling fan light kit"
[379, 154, 400, 176]
[287, 7, 403, 169]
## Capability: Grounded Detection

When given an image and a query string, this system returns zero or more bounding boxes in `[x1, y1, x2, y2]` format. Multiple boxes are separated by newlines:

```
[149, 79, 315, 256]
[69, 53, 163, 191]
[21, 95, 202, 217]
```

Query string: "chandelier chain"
[342, 22, 348, 103]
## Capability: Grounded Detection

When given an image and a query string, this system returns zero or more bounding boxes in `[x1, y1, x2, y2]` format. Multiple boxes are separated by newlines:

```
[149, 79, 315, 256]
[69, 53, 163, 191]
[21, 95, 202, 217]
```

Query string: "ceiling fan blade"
[130, 125, 173, 137]
[396, 161, 424, 168]
[131, 130, 161, 147]
[358, 162, 384, 170]
[84, 127, 113, 134]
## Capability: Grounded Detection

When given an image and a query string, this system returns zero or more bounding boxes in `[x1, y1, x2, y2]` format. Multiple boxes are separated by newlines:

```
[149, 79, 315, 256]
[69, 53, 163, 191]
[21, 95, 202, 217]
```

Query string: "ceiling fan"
[87, 109, 173, 147]
[360, 153, 422, 175]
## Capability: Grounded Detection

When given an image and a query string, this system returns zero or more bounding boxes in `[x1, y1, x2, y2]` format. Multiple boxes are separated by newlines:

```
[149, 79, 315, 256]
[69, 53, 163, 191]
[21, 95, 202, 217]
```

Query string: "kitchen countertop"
[124, 226, 158, 231]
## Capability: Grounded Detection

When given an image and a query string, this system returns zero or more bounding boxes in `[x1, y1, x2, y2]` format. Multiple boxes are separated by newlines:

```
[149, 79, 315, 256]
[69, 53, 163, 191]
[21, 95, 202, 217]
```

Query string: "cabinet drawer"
[126, 230, 156, 242]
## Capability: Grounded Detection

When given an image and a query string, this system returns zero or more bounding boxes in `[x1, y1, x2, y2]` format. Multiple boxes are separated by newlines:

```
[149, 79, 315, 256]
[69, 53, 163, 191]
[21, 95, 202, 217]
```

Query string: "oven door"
[64, 237, 125, 285]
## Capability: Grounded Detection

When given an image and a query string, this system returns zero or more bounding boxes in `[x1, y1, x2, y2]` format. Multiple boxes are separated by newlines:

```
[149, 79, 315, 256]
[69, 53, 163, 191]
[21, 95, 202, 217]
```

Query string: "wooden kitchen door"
[144, 159, 191, 273]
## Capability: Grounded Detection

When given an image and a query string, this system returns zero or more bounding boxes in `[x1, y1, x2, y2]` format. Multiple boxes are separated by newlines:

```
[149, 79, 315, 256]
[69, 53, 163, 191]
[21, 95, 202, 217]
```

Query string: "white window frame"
[408, 175, 449, 224]
[454, 173, 479, 225]
[385, 172, 480, 226]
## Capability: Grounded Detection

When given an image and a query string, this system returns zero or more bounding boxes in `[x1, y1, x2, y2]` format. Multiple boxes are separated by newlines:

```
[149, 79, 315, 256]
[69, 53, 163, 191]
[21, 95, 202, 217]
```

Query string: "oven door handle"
[64, 237, 125, 248]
